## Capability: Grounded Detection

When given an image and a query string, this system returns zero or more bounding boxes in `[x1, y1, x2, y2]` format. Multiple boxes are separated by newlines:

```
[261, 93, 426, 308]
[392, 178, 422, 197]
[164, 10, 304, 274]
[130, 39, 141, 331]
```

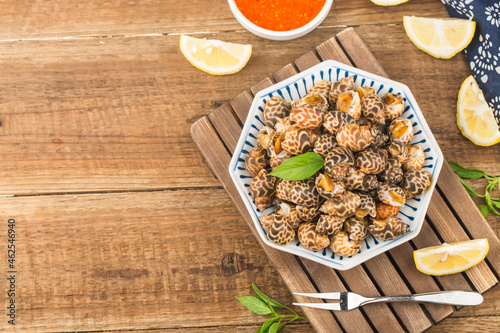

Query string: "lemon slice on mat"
[414, 239, 489, 276]
[403, 16, 475, 59]
[371, 0, 409, 6]
[179, 35, 252, 75]
[457, 76, 500, 146]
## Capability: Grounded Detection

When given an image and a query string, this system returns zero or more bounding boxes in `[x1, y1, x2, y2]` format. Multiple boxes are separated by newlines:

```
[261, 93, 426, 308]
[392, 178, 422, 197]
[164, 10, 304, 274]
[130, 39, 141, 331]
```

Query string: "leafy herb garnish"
[236, 283, 307, 332]
[449, 162, 500, 218]
[270, 152, 324, 180]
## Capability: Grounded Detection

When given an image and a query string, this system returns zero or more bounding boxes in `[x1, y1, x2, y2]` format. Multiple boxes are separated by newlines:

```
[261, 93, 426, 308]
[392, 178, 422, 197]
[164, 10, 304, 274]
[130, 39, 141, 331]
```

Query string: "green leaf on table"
[491, 199, 500, 209]
[485, 195, 500, 216]
[457, 177, 483, 198]
[252, 283, 288, 310]
[449, 162, 486, 179]
[270, 152, 324, 181]
[477, 205, 490, 219]
[257, 317, 277, 333]
[235, 296, 272, 315]
[269, 322, 281, 333]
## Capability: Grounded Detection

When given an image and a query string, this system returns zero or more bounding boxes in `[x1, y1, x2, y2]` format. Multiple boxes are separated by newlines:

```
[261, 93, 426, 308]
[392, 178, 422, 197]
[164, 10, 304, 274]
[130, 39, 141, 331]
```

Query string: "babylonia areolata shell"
[257, 126, 275, 151]
[387, 140, 409, 163]
[263, 96, 289, 128]
[378, 157, 404, 184]
[377, 182, 406, 207]
[298, 222, 331, 251]
[266, 214, 296, 246]
[308, 80, 332, 99]
[330, 231, 360, 256]
[249, 169, 276, 211]
[320, 191, 361, 218]
[276, 202, 302, 229]
[329, 76, 355, 105]
[315, 172, 346, 202]
[296, 204, 321, 222]
[281, 129, 314, 155]
[260, 213, 276, 232]
[375, 202, 400, 220]
[361, 94, 386, 125]
[274, 116, 295, 134]
[324, 146, 355, 181]
[383, 92, 404, 122]
[336, 91, 362, 120]
[336, 124, 374, 152]
[343, 167, 379, 192]
[290, 178, 324, 207]
[401, 168, 433, 199]
[369, 216, 410, 241]
[355, 147, 388, 175]
[293, 93, 329, 114]
[355, 193, 376, 218]
[245, 144, 268, 178]
[275, 178, 293, 201]
[323, 111, 357, 135]
[389, 117, 414, 145]
[290, 104, 324, 129]
[315, 215, 344, 236]
[403, 144, 425, 170]
[345, 217, 369, 241]
[313, 133, 337, 158]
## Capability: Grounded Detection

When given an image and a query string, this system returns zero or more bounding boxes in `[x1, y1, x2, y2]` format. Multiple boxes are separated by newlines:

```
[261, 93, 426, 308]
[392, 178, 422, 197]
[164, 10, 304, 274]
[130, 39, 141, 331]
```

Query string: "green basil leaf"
[235, 296, 272, 315]
[270, 152, 324, 181]
[252, 283, 287, 310]
[458, 177, 483, 198]
[449, 162, 486, 179]
[257, 317, 277, 333]
[485, 195, 500, 215]
[269, 322, 281, 333]
[477, 205, 490, 219]
[491, 199, 500, 209]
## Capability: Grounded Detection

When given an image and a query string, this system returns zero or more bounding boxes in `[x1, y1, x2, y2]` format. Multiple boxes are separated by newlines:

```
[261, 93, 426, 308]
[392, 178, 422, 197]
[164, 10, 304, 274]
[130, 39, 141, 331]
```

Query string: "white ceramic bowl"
[229, 60, 444, 270]
[227, 0, 333, 41]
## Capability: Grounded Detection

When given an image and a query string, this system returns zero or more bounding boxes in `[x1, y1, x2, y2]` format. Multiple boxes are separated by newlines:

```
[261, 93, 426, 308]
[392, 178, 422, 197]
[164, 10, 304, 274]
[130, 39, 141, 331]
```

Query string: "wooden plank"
[207, 104, 241, 153]
[0, 187, 307, 332]
[336, 28, 388, 78]
[250, 78, 274, 96]
[412, 221, 473, 293]
[191, 117, 341, 333]
[294, 51, 322, 72]
[426, 190, 498, 293]
[229, 91, 253, 124]
[364, 255, 433, 332]
[338, 266, 404, 333]
[389, 243, 454, 323]
[316, 37, 352, 65]
[273, 64, 297, 83]
[437, 162, 500, 276]
[300, 259, 374, 333]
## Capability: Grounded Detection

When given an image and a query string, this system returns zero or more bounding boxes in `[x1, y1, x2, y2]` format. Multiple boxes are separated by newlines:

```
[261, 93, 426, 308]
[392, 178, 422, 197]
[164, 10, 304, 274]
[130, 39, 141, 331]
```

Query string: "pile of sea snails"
[246, 76, 433, 257]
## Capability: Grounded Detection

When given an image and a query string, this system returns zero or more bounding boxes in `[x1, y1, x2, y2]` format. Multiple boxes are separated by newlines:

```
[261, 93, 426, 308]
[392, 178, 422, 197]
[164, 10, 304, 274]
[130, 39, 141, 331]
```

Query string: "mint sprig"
[236, 283, 307, 332]
[270, 152, 324, 180]
[450, 162, 500, 218]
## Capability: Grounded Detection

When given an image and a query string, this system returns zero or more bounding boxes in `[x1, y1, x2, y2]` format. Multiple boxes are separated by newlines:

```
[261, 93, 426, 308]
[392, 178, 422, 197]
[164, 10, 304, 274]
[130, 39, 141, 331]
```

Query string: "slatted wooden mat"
[190, 28, 500, 333]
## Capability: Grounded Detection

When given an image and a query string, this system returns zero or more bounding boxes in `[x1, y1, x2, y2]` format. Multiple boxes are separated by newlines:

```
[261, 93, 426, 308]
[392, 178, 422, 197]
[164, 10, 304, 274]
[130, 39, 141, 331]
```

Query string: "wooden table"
[0, 0, 498, 332]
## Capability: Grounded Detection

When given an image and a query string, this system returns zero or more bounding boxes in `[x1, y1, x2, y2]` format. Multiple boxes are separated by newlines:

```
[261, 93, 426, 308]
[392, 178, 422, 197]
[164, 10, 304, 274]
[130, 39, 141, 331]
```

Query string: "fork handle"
[362, 291, 483, 306]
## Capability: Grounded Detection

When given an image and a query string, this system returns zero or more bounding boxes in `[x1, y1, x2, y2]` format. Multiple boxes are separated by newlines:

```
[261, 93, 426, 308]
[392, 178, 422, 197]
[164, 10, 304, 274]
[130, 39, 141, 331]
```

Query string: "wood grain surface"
[0, 0, 498, 332]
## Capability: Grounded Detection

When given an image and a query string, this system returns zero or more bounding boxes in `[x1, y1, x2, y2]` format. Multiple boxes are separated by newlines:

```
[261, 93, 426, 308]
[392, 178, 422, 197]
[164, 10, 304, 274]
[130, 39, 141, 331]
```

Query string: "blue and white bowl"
[228, 60, 443, 271]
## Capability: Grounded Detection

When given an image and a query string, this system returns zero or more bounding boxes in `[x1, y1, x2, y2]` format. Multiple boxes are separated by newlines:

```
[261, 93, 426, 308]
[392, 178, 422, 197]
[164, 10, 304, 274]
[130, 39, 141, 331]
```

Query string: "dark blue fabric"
[442, 0, 500, 125]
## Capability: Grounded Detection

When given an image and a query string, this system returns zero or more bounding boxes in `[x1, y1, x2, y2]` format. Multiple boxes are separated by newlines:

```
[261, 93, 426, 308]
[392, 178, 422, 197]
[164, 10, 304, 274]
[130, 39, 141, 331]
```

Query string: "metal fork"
[293, 291, 483, 311]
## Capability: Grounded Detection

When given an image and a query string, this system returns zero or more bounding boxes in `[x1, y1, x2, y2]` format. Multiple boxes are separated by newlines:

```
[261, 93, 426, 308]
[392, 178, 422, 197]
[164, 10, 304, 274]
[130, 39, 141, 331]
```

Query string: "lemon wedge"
[179, 35, 252, 75]
[371, 0, 409, 6]
[457, 76, 500, 146]
[403, 16, 475, 59]
[414, 239, 489, 276]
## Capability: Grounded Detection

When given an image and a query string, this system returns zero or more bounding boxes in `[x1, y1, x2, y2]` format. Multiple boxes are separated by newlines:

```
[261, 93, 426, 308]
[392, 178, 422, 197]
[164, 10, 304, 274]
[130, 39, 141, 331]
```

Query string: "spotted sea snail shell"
[249, 169, 276, 211]
[369, 216, 410, 241]
[330, 231, 360, 256]
[298, 222, 330, 251]
[263, 96, 289, 128]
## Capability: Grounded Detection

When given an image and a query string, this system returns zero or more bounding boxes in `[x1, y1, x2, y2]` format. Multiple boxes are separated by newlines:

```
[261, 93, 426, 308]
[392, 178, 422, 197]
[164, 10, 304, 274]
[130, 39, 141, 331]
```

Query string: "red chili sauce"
[234, 0, 327, 32]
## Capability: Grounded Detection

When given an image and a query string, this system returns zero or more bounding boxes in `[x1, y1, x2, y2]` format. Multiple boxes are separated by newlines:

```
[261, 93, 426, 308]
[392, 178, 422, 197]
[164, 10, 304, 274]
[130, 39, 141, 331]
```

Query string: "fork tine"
[293, 302, 342, 311]
[293, 292, 342, 300]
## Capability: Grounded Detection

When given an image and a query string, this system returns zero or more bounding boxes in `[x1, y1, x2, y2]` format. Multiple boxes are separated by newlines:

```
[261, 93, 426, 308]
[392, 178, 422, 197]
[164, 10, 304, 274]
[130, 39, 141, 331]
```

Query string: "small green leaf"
[449, 162, 486, 179]
[270, 152, 324, 180]
[485, 195, 500, 216]
[235, 296, 272, 315]
[458, 177, 483, 198]
[491, 199, 500, 209]
[257, 317, 277, 333]
[269, 322, 281, 333]
[252, 283, 288, 310]
[477, 205, 490, 219]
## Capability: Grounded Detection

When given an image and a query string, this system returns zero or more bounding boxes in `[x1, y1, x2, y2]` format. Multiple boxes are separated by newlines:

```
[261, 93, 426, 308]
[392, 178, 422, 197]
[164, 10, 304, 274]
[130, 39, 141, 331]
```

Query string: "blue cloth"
[442, 0, 500, 125]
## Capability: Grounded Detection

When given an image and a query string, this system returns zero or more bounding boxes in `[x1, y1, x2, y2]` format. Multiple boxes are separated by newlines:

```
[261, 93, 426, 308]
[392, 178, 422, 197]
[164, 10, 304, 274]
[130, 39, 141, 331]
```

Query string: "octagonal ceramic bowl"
[229, 60, 443, 270]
